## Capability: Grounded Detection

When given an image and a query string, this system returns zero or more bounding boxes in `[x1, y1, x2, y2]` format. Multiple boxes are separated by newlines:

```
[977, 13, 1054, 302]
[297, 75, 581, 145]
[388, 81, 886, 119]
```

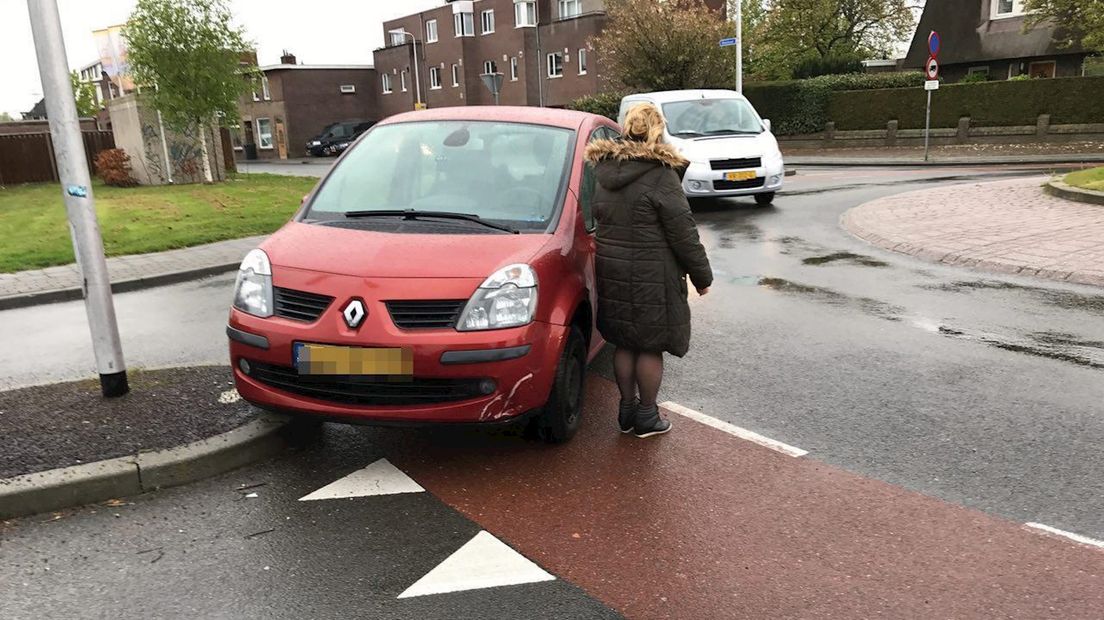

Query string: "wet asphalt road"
[2, 165, 1103, 617]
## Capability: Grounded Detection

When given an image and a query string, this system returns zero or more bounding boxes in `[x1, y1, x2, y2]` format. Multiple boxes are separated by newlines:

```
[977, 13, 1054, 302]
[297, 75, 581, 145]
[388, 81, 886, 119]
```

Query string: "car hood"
[669, 133, 779, 163]
[262, 221, 551, 279]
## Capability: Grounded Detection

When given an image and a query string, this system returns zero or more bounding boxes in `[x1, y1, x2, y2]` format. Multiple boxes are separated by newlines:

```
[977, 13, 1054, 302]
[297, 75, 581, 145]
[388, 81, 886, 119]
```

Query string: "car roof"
[380, 106, 596, 130]
[624, 90, 746, 104]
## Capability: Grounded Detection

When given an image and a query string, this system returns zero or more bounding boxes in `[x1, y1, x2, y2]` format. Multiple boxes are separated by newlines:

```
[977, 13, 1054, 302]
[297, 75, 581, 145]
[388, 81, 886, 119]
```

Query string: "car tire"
[528, 326, 586, 444]
[281, 413, 324, 447]
[755, 192, 775, 206]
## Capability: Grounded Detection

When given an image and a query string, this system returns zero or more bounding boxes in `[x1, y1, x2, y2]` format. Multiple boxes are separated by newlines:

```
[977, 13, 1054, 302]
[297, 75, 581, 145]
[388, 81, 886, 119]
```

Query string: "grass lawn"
[1065, 167, 1104, 192]
[0, 173, 316, 273]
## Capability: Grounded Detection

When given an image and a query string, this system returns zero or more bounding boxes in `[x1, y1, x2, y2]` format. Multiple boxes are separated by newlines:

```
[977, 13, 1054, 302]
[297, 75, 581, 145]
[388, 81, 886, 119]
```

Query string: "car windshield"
[305, 121, 574, 232]
[662, 99, 763, 137]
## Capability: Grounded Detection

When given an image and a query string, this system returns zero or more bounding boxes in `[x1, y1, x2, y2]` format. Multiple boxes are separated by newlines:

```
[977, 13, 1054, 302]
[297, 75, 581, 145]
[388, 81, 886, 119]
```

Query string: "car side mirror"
[301, 194, 309, 205]
[762, 119, 772, 132]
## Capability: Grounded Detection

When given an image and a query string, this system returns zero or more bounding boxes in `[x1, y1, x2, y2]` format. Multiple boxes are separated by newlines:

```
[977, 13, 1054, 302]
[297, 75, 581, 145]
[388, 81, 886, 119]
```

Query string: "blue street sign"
[719, 37, 738, 47]
[928, 31, 942, 57]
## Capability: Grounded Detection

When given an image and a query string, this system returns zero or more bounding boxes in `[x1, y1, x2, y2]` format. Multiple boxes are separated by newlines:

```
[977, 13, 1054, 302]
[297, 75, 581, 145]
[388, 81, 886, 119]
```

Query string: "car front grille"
[710, 157, 761, 171]
[247, 361, 487, 406]
[713, 177, 766, 191]
[386, 300, 467, 330]
[274, 287, 334, 323]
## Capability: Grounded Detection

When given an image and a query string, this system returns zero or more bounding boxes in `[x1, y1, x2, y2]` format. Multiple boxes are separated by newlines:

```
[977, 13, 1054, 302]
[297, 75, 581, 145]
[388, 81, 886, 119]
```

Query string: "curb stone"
[1045, 180, 1104, 206]
[0, 412, 289, 520]
[787, 155, 1104, 167]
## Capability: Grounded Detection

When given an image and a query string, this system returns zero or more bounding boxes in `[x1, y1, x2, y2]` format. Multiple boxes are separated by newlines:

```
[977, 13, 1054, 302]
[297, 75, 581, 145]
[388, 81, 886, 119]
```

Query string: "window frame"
[400, 69, 408, 92]
[481, 9, 495, 34]
[426, 19, 438, 43]
[547, 52, 564, 78]
[559, 0, 582, 19]
[510, 57, 519, 81]
[260, 76, 271, 100]
[577, 49, 588, 75]
[429, 66, 442, 90]
[389, 28, 406, 46]
[454, 11, 474, 37]
[991, 0, 1028, 19]
[484, 60, 498, 75]
[382, 73, 393, 94]
[452, 63, 461, 87]
[514, 0, 537, 27]
[256, 118, 274, 150]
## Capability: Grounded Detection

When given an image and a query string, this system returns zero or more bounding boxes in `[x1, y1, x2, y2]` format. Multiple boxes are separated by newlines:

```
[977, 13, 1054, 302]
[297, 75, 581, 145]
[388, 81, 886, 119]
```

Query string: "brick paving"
[842, 176, 1104, 287]
[0, 235, 265, 308]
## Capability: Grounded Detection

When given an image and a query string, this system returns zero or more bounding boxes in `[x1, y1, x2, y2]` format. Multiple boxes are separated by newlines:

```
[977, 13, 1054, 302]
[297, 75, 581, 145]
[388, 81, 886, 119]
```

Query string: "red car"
[227, 107, 620, 442]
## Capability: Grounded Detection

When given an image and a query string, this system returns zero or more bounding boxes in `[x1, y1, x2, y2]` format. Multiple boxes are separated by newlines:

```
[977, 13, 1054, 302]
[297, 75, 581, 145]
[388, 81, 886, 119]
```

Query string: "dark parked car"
[305, 120, 374, 157]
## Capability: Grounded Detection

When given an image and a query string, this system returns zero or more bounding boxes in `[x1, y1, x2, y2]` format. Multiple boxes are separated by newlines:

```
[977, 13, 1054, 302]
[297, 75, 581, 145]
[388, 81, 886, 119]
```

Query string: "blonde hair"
[623, 103, 666, 146]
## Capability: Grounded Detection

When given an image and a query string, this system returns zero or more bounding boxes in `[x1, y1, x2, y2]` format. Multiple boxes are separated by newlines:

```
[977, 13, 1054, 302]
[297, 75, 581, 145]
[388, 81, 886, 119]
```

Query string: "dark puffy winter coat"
[584, 138, 713, 357]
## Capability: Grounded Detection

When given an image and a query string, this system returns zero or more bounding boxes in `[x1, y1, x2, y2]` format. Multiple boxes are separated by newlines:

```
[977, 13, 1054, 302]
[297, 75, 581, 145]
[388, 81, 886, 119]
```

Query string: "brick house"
[905, 0, 1094, 82]
[235, 52, 377, 160]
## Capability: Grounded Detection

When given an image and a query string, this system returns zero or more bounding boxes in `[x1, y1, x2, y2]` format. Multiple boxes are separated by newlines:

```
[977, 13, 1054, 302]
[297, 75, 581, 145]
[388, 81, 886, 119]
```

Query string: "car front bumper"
[226, 271, 565, 425]
[682, 158, 786, 197]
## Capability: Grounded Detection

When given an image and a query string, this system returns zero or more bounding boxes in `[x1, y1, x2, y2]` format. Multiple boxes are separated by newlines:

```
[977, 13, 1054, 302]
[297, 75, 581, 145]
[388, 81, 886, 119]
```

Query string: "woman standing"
[585, 104, 713, 438]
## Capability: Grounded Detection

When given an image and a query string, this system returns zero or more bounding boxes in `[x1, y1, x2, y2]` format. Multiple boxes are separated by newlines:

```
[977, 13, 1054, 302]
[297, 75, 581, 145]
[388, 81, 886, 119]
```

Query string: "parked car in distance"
[306, 120, 374, 157]
[229, 107, 616, 443]
[619, 90, 785, 205]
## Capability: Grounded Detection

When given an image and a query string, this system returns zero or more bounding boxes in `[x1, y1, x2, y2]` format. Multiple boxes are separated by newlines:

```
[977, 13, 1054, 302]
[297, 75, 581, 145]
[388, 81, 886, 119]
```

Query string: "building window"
[454, 11, 474, 37]
[382, 73, 393, 94]
[968, 66, 989, 77]
[484, 60, 498, 75]
[389, 29, 406, 46]
[256, 118, 273, 149]
[515, 0, 537, 27]
[430, 66, 442, 89]
[992, 0, 1028, 18]
[260, 75, 271, 100]
[547, 52, 564, 78]
[1028, 60, 1057, 79]
[340, 84, 356, 94]
[426, 19, 438, 43]
[401, 70, 408, 92]
[578, 49, 588, 75]
[452, 63, 461, 87]
[481, 9, 495, 34]
[510, 57, 519, 81]
[251, 78, 260, 101]
[559, 0, 582, 19]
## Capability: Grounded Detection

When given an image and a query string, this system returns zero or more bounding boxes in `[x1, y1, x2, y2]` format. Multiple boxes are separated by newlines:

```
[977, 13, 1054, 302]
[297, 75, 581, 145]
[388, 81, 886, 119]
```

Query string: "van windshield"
[305, 121, 575, 232]
[662, 99, 763, 137]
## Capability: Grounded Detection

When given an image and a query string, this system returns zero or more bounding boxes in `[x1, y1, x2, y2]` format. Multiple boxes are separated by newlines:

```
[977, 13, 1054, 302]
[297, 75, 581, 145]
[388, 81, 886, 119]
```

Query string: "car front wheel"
[755, 192, 775, 206]
[528, 326, 586, 443]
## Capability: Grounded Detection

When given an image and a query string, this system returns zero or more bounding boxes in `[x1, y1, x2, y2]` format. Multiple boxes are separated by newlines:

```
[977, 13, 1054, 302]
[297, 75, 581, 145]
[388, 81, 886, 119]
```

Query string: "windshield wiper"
[702, 129, 762, 136]
[342, 209, 519, 234]
[670, 130, 706, 138]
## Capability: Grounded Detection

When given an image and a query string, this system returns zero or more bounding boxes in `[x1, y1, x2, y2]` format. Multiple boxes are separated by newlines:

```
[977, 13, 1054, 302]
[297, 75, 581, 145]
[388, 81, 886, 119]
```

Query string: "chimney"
[280, 50, 297, 65]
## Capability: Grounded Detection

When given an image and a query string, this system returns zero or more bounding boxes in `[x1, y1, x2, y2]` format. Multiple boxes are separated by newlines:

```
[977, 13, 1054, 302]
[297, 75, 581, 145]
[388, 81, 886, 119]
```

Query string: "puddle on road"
[757, 277, 904, 321]
[802, 252, 889, 268]
[929, 323, 1104, 370]
[926, 280, 1104, 316]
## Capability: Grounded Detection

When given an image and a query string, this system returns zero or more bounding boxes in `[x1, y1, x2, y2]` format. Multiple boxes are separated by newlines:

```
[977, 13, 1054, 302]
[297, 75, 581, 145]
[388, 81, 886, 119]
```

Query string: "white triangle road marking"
[398, 530, 555, 598]
[298, 458, 425, 501]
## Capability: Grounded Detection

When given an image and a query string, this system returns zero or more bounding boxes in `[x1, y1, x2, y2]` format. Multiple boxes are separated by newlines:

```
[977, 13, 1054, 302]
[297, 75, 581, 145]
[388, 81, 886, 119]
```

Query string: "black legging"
[613, 347, 664, 407]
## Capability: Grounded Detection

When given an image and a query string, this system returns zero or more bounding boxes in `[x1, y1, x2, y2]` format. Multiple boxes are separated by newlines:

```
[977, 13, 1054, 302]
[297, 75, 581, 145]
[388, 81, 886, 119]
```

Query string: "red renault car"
[227, 107, 620, 442]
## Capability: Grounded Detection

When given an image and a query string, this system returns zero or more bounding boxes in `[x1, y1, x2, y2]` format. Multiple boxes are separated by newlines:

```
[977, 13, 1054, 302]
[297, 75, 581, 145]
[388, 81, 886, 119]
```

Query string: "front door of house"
[275, 118, 288, 160]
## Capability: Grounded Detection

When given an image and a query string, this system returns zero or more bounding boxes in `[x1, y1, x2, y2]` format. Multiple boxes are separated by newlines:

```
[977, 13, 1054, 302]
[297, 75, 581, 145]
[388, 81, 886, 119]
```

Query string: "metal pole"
[535, 9, 544, 107]
[28, 0, 128, 397]
[735, 0, 743, 94]
[402, 31, 422, 109]
[924, 89, 932, 162]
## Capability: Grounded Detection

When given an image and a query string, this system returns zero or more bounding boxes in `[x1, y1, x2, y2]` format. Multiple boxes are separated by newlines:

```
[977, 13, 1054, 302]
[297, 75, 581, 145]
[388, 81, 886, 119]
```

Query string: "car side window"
[580, 128, 606, 233]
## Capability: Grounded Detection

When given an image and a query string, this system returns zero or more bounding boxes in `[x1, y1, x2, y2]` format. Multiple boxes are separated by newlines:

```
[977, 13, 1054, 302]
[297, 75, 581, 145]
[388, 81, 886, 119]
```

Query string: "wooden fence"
[0, 131, 115, 185]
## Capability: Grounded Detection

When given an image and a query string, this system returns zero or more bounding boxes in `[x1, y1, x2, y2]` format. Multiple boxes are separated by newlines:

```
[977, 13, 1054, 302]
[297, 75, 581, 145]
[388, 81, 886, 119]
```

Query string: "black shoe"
[618, 399, 638, 434]
[633, 403, 672, 438]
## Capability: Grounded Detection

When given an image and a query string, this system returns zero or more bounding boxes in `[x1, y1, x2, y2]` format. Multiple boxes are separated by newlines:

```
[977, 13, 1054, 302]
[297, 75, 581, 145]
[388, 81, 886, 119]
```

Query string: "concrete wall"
[0, 119, 99, 135]
[107, 95, 225, 185]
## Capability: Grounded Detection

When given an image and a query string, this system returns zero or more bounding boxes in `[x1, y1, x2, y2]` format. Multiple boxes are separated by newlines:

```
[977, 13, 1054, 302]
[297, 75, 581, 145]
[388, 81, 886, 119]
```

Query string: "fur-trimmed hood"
[584, 138, 689, 191]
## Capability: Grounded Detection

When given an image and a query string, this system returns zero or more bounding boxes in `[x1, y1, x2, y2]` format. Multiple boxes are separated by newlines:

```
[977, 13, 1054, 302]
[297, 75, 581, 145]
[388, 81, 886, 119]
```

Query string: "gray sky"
[0, 0, 443, 118]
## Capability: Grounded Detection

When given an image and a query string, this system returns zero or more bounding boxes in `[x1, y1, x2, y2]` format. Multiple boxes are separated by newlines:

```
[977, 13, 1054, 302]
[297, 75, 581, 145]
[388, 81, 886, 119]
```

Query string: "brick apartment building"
[235, 52, 377, 160]
[372, 0, 725, 118]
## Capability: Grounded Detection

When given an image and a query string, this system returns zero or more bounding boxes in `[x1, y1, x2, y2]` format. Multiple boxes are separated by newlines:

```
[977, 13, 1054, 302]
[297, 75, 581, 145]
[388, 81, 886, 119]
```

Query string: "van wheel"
[528, 327, 586, 443]
[755, 192, 775, 206]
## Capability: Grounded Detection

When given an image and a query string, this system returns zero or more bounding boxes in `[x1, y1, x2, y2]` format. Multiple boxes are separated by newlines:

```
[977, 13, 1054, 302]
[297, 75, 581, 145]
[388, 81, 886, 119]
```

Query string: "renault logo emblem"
[342, 299, 366, 329]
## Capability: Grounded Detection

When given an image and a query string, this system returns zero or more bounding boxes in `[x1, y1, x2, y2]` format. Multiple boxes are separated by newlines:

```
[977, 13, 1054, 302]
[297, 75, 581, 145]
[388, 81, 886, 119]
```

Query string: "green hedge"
[828, 76, 1104, 130]
[566, 91, 625, 121]
[742, 72, 926, 135]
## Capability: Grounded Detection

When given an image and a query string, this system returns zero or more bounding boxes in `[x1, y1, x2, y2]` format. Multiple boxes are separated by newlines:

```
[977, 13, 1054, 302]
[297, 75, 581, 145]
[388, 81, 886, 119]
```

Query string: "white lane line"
[659, 401, 808, 457]
[299, 458, 425, 501]
[398, 530, 555, 598]
[1024, 523, 1104, 550]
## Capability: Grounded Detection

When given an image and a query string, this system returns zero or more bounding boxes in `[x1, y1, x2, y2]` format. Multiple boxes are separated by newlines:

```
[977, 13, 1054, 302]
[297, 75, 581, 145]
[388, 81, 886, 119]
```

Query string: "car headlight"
[457, 264, 538, 331]
[310, 140, 321, 146]
[233, 249, 274, 318]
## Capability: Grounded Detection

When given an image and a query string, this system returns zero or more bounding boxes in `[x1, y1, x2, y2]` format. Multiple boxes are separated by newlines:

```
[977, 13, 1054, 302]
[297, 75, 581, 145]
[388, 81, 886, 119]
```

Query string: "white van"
[618, 90, 785, 205]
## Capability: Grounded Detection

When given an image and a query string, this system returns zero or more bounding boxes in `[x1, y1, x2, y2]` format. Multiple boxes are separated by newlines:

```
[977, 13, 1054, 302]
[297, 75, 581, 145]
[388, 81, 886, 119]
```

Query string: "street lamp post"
[27, 0, 128, 397]
[399, 30, 422, 109]
[735, 0, 743, 94]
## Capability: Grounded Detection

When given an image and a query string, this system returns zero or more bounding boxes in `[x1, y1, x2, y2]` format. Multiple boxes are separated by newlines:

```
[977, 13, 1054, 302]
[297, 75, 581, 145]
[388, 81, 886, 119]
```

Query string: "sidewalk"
[842, 176, 1104, 287]
[785, 141, 1104, 166]
[0, 235, 264, 310]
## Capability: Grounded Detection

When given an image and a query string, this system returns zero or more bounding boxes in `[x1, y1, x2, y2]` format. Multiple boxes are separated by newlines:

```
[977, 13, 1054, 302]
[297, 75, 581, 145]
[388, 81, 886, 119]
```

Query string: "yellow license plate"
[725, 170, 757, 181]
[295, 343, 413, 376]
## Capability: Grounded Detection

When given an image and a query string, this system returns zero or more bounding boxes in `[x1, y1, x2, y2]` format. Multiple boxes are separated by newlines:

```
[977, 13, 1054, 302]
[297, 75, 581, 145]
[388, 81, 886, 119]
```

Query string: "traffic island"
[842, 176, 1104, 288]
[0, 366, 290, 520]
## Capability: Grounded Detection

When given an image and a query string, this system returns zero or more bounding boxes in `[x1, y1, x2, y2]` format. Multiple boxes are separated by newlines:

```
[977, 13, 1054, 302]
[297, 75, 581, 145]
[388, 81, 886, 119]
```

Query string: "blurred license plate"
[294, 343, 413, 376]
[725, 170, 757, 181]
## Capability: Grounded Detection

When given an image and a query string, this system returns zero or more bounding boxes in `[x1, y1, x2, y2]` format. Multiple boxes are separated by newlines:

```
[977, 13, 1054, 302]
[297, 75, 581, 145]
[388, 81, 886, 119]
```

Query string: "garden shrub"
[94, 148, 138, 187]
[566, 91, 627, 121]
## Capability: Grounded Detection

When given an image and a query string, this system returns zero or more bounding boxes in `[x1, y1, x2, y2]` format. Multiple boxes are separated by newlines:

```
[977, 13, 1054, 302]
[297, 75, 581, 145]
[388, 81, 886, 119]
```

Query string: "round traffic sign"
[928, 31, 942, 57]
[925, 56, 940, 80]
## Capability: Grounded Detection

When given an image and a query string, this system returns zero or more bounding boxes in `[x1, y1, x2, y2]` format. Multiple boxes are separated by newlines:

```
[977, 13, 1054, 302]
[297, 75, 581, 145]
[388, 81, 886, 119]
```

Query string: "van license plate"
[294, 343, 413, 376]
[725, 170, 757, 181]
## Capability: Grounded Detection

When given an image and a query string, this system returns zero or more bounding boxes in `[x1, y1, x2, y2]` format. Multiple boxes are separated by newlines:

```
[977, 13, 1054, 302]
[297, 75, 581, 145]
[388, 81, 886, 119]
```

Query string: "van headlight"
[457, 264, 538, 331]
[232, 249, 274, 318]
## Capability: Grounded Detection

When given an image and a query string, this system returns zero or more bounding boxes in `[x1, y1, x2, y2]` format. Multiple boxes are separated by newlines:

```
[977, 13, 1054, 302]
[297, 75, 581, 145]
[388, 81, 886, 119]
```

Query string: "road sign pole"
[735, 0, 743, 94]
[27, 0, 128, 397]
[924, 89, 932, 162]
